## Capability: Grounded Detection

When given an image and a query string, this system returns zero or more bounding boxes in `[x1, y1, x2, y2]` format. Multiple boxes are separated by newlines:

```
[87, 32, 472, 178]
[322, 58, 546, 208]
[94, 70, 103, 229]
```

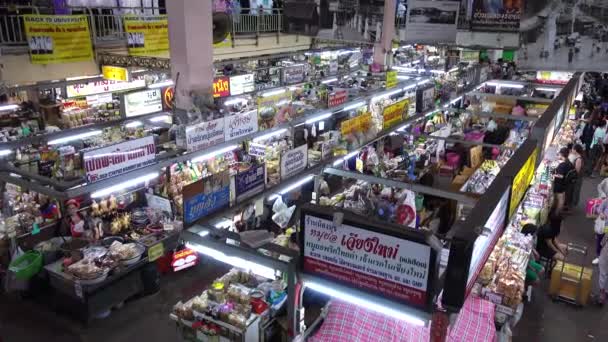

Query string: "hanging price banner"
[212, 77, 230, 98]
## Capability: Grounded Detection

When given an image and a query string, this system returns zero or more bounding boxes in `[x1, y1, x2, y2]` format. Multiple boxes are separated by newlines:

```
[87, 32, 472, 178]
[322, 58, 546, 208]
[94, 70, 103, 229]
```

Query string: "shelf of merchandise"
[466, 91, 554, 104]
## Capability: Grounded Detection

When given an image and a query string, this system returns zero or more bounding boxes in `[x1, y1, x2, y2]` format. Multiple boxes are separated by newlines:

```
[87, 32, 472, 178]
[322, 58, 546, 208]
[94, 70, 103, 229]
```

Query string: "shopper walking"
[568, 48, 574, 63]
[553, 148, 576, 214]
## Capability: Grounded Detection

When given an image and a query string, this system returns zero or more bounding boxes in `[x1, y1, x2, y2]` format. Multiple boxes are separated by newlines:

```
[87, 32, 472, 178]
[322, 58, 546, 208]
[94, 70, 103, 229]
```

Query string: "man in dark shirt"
[553, 147, 575, 213]
[536, 215, 567, 260]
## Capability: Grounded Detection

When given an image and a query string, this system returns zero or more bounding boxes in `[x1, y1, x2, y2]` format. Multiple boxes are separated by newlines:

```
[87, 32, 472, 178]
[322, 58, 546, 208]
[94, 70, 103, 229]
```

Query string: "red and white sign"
[328, 89, 348, 108]
[83, 136, 156, 182]
[185, 117, 225, 152]
[535, 71, 573, 85]
[213, 77, 231, 98]
[66, 76, 146, 98]
[303, 214, 431, 308]
[171, 248, 198, 272]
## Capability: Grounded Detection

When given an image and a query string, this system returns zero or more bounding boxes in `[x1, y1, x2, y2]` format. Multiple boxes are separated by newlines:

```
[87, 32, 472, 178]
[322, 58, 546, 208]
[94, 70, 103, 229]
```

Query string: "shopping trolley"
[549, 243, 593, 306]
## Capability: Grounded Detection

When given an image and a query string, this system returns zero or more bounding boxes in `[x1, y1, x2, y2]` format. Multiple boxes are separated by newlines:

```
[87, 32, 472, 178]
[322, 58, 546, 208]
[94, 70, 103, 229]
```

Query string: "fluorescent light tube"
[486, 82, 523, 89]
[186, 243, 276, 279]
[149, 114, 171, 122]
[332, 150, 359, 166]
[66, 74, 102, 81]
[0, 104, 19, 111]
[535, 87, 558, 92]
[305, 112, 332, 124]
[343, 101, 366, 111]
[321, 78, 338, 84]
[48, 130, 102, 145]
[214, 219, 232, 229]
[91, 173, 158, 198]
[403, 84, 416, 91]
[224, 97, 248, 106]
[125, 121, 142, 128]
[268, 174, 314, 200]
[372, 89, 403, 102]
[397, 76, 410, 80]
[261, 89, 286, 97]
[448, 67, 459, 73]
[191, 145, 238, 163]
[199, 230, 210, 237]
[148, 80, 174, 89]
[305, 280, 426, 326]
[0, 149, 12, 156]
[252, 128, 287, 142]
[417, 79, 431, 86]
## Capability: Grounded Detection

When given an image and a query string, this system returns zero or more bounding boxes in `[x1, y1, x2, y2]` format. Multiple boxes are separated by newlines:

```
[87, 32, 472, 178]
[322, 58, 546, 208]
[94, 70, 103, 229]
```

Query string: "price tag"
[74, 281, 83, 299]
[355, 158, 364, 173]
[163, 223, 175, 231]
[148, 242, 165, 262]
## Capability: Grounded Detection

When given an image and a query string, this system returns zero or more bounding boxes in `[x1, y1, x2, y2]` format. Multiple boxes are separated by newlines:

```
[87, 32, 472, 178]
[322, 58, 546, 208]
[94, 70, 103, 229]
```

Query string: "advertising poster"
[302, 214, 432, 309]
[102, 65, 129, 82]
[385, 71, 398, 89]
[185, 117, 226, 152]
[404, 0, 460, 43]
[257, 90, 294, 130]
[23, 15, 93, 64]
[509, 148, 537, 217]
[212, 77, 231, 98]
[382, 99, 409, 130]
[66, 76, 146, 98]
[183, 172, 230, 224]
[283, 1, 386, 43]
[461, 50, 480, 63]
[225, 110, 258, 141]
[471, 0, 521, 32]
[235, 164, 265, 202]
[124, 89, 163, 117]
[519, 1, 608, 71]
[83, 136, 156, 182]
[535, 71, 574, 85]
[124, 15, 169, 56]
[280, 145, 308, 180]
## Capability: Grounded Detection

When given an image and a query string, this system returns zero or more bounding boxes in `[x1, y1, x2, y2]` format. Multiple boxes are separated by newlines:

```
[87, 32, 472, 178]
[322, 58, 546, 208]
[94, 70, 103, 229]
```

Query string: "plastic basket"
[9, 251, 43, 280]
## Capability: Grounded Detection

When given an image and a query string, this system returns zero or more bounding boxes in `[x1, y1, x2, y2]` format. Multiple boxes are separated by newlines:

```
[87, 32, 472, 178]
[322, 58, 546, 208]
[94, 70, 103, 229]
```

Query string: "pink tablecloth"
[309, 296, 495, 342]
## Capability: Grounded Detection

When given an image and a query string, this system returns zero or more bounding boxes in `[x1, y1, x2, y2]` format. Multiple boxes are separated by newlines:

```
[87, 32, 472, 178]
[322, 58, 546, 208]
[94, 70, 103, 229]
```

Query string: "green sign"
[502, 50, 515, 62]
[148, 242, 165, 262]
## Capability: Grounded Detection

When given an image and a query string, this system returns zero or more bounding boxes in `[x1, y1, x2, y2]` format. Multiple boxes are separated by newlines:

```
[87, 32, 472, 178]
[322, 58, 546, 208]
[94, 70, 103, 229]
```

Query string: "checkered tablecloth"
[309, 296, 495, 342]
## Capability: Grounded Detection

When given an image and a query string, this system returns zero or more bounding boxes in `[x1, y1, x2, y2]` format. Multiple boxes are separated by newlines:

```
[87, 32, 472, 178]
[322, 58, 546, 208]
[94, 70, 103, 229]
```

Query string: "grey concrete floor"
[1, 178, 608, 342]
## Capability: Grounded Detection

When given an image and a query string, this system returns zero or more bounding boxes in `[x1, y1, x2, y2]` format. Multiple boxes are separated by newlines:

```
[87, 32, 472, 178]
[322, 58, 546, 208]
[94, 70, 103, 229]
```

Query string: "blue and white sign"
[248, 142, 266, 158]
[235, 164, 265, 202]
[182, 172, 230, 224]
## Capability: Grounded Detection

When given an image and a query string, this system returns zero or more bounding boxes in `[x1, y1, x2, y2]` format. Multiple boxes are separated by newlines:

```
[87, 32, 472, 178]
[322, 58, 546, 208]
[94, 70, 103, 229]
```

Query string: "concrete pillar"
[373, 0, 396, 67]
[166, 0, 214, 111]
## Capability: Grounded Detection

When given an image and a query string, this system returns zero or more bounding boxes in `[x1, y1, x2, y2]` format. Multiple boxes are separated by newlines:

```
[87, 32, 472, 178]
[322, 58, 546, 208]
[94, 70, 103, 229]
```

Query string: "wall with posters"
[124, 15, 170, 56]
[404, 0, 460, 44]
[23, 15, 94, 64]
[301, 209, 435, 310]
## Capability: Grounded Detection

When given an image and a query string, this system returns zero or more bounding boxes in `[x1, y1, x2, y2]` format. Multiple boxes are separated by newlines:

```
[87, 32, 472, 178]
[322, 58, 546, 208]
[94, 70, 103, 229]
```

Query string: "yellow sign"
[214, 33, 232, 48]
[23, 15, 93, 64]
[341, 112, 372, 136]
[509, 148, 538, 217]
[124, 15, 169, 56]
[382, 99, 409, 130]
[102, 65, 129, 82]
[386, 71, 398, 89]
[148, 242, 164, 262]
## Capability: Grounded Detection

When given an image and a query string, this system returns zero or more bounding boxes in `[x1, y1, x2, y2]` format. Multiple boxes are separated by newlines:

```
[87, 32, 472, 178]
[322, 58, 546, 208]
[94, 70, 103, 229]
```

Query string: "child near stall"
[521, 223, 546, 286]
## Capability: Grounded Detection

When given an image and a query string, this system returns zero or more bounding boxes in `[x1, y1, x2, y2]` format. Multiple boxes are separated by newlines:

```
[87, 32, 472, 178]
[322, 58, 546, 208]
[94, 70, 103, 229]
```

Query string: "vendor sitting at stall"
[536, 214, 568, 261]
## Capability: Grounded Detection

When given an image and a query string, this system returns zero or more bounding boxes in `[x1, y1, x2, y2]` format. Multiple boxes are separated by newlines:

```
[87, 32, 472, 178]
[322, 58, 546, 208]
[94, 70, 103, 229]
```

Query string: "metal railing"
[0, 6, 284, 47]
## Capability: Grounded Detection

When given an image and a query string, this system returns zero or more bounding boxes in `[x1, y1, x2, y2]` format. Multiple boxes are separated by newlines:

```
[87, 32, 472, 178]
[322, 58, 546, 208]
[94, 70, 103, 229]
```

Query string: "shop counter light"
[417, 79, 431, 86]
[65, 74, 102, 81]
[213, 219, 232, 230]
[0, 149, 12, 156]
[149, 114, 172, 123]
[304, 280, 426, 326]
[125, 121, 143, 128]
[261, 89, 287, 97]
[186, 242, 276, 279]
[397, 76, 411, 80]
[268, 174, 314, 201]
[305, 112, 332, 124]
[535, 87, 558, 92]
[403, 84, 416, 91]
[448, 67, 459, 73]
[0, 104, 19, 112]
[48, 130, 102, 145]
[191, 145, 238, 163]
[443, 96, 463, 108]
[343, 101, 367, 111]
[485, 82, 524, 89]
[321, 78, 338, 84]
[252, 128, 287, 142]
[91, 172, 158, 198]
[332, 150, 360, 166]
[372, 88, 404, 102]
[224, 97, 248, 106]
[148, 80, 174, 89]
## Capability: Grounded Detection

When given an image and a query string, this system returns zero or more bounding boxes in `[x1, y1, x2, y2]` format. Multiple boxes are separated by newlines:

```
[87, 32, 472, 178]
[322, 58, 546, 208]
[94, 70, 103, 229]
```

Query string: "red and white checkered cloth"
[309, 297, 495, 342]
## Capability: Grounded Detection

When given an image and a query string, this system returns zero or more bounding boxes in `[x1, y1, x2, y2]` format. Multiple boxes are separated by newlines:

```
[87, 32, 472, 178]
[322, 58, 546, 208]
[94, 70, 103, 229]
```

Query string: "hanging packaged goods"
[23, 15, 94, 64]
[382, 99, 409, 130]
[123, 15, 170, 56]
[183, 171, 230, 224]
[82, 136, 156, 183]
